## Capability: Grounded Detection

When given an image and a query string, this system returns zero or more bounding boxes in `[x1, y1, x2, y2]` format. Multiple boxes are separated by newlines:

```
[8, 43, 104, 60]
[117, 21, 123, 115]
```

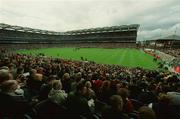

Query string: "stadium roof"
[0, 23, 63, 35]
[0, 23, 139, 35]
[163, 35, 180, 40]
[153, 35, 180, 41]
[66, 24, 140, 35]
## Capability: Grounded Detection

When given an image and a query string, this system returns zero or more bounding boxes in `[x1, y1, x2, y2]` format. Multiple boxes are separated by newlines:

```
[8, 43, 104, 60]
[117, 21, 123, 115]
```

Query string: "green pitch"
[16, 48, 160, 70]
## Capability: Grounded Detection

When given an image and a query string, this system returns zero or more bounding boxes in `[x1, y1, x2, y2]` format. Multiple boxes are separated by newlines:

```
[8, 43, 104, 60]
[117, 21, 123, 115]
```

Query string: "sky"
[0, 0, 180, 41]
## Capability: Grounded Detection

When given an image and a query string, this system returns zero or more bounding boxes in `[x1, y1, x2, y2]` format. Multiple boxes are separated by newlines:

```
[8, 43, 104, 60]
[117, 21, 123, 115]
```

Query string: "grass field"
[16, 48, 160, 70]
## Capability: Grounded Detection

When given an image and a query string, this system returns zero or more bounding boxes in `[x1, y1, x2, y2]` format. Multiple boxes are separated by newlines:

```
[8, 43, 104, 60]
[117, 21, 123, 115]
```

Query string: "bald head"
[0, 69, 13, 84]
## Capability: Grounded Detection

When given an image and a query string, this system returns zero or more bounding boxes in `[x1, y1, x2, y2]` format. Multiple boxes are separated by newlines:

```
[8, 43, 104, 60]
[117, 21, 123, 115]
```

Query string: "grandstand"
[0, 23, 139, 48]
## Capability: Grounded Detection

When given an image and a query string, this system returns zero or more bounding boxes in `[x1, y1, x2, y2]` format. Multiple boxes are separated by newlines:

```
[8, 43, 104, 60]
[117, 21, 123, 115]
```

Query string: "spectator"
[98, 80, 112, 103]
[0, 80, 31, 119]
[138, 106, 156, 119]
[66, 81, 93, 119]
[0, 68, 12, 84]
[48, 80, 67, 105]
[38, 75, 57, 101]
[62, 73, 71, 93]
[151, 93, 172, 119]
[102, 95, 129, 119]
[117, 88, 134, 113]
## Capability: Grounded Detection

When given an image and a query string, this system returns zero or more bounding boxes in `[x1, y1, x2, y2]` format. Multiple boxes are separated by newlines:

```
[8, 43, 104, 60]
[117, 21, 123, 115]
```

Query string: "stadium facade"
[0, 23, 139, 48]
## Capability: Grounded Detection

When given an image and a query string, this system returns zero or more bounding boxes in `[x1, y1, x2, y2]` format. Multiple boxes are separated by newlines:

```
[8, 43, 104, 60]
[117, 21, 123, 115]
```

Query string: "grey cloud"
[0, 0, 180, 40]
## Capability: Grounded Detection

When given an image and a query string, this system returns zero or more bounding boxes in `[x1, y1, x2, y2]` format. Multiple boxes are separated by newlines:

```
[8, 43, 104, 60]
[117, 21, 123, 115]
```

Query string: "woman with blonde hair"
[48, 80, 67, 105]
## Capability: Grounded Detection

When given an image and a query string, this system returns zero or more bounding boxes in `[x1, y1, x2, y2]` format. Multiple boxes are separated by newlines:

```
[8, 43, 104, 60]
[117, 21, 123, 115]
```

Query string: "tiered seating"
[0, 50, 179, 119]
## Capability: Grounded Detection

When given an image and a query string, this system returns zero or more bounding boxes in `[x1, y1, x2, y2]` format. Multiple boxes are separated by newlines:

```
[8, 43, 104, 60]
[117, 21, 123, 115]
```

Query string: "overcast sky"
[0, 0, 180, 41]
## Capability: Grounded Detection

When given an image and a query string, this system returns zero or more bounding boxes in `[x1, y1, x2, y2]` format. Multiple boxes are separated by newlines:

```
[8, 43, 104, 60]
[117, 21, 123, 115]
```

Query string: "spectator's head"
[0, 66, 9, 70]
[29, 69, 37, 76]
[0, 69, 13, 84]
[62, 73, 70, 81]
[85, 81, 92, 88]
[138, 106, 156, 119]
[116, 83, 122, 90]
[47, 75, 57, 84]
[75, 72, 82, 82]
[52, 80, 62, 90]
[8, 63, 16, 70]
[1, 80, 18, 93]
[85, 81, 95, 99]
[29, 67, 43, 81]
[110, 95, 124, 111]
[34, 73, 43, 81]
[167, 91, 180, 105]
[158, 93, 171, 104]
[117, 88, 129, 100]
[76, 82, 87, 96]
[16, 66, 24, 75]
[37, 67, 44, 74]
[101, 80, 111, 90]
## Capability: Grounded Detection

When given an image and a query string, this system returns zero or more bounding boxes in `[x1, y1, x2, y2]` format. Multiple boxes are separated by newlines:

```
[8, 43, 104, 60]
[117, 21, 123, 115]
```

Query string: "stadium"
[0, 23, 162, 70]
[0, 0, 180, 119]
[0, 23, 139, 48]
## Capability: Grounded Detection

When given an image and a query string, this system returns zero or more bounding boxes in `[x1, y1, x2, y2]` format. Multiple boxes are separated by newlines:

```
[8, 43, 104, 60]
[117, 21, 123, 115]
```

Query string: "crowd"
[0, 49, 180, 119]
[160, 49, 180, 58]
[0, 42, 136, 51]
